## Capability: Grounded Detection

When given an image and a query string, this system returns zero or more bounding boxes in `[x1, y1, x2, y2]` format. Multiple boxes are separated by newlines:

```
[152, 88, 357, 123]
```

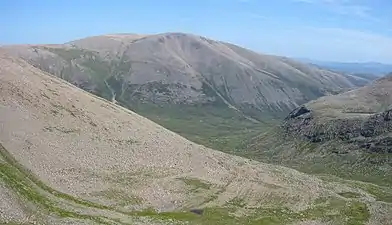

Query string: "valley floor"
[126, 103, 277, 153]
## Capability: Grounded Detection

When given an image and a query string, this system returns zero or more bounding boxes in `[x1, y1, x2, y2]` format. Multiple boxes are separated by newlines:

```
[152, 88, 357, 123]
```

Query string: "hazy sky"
[1, 0, 391, 63]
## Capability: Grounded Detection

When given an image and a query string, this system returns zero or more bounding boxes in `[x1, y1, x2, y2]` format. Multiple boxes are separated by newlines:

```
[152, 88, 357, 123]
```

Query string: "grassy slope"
[240, 129, 392, 203]
[126, 103, 277, 152]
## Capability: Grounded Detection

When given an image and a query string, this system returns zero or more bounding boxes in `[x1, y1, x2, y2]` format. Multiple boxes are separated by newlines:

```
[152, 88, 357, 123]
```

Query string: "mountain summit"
[3, 33, 369, 120]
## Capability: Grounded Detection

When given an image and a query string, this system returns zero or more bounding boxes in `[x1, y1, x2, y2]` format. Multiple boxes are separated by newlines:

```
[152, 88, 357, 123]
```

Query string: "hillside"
[2, 50, 392, 224]
[243, 75, 392, 188]
[1, 33, 370, 151]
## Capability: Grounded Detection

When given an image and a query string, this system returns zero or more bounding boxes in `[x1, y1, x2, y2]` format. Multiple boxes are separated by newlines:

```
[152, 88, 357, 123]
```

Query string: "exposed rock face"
[243, 76, 392, 188]
[383, 109, 392, 121]
[283, 105, 392, 153]
[281, 75, 392, 154]
[285, 105, 311, 119]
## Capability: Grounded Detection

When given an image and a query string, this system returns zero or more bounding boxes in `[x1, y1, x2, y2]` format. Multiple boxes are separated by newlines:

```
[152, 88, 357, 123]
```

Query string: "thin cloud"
[293, 0, 377, 21]
[330, 3, 377, 21]
[282, 27, 392, 63]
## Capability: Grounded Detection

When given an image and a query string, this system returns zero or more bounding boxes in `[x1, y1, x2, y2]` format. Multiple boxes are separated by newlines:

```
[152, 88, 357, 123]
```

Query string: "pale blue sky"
[1, 0, 391, 63]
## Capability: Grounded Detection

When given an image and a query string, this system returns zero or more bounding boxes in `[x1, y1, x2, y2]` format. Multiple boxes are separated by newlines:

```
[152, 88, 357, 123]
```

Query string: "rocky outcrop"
[283, 108, 392, 153]
[285, 105, 311, 119]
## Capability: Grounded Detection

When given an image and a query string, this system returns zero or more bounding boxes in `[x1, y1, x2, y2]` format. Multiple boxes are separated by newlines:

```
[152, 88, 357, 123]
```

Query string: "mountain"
[1, 33, 370, 151]
[298, 59, 392, 77]
[5, 33, 368, 114]
[243, 75, 392, 188]
[2, 49, 390, 224]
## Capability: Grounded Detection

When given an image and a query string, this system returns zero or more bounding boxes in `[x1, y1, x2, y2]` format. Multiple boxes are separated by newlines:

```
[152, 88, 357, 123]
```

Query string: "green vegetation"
[240, 129, 392, 188]
[332, 177, 392, 203]
[360, 184, 392, 203]
[45, 47, 89, 61]
[126, 103, 277, 152]
[45, 47, 115, 100]
[338, 192, 361, 198]
[177, 177, 212, 191]
[0, 144, 111, 211]
[0, 163, 112, 224]
[0, 142, 375, 225]
[226, 197, 246, 208]
[91, 188, 143, 207]
[132, 196, 370, 225]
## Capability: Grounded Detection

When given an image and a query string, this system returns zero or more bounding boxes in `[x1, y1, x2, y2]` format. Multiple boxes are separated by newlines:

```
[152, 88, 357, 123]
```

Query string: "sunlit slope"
[0, 51, 389, 225]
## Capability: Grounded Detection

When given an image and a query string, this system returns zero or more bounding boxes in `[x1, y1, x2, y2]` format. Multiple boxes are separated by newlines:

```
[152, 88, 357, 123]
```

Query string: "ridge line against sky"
[1, 0, 391, 63]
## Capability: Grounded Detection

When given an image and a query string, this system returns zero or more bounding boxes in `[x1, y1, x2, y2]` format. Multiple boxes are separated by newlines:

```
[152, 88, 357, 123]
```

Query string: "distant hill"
[4, 33, 368, 115]
[298, 58, 392, 77]
[2, 33, 370, 151]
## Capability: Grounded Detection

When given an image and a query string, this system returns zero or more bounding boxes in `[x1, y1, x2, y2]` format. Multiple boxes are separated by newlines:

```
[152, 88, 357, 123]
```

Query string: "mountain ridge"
[2, 32, 369, 116]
